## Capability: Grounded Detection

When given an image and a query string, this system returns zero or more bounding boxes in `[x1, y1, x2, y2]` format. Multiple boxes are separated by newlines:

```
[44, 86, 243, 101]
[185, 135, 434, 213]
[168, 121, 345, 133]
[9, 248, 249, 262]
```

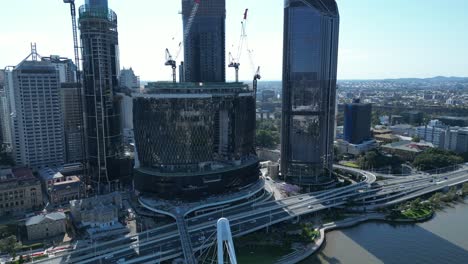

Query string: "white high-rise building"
[7, 53, 65, 169]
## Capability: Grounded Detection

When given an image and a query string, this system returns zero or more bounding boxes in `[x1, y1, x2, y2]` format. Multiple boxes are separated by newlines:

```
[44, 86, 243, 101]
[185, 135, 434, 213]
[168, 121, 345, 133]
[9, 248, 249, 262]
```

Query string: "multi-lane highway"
[37, 166, 468, 263]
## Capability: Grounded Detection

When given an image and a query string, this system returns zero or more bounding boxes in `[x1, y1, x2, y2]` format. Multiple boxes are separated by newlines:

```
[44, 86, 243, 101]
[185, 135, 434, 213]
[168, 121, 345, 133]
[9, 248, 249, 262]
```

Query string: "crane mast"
[165, 49, 177, 83]
[63, 0, 89, 191]
[229, 9, 248, 82]
[64, 0, 80, 75]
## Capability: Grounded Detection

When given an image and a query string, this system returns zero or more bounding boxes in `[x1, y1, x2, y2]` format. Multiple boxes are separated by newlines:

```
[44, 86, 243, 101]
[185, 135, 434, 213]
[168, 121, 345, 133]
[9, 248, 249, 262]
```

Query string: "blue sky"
[1, 0, 467, 81]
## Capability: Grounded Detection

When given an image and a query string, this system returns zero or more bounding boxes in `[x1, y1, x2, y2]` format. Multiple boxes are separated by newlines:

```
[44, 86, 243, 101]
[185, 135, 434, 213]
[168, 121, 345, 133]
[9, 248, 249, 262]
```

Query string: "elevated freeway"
[37, 167, 468, 264]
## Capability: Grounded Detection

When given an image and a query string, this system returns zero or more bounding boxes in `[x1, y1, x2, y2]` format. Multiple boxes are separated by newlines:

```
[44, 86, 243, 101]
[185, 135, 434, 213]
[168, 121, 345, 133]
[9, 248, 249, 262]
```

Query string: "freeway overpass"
[38, 167, 468, 263]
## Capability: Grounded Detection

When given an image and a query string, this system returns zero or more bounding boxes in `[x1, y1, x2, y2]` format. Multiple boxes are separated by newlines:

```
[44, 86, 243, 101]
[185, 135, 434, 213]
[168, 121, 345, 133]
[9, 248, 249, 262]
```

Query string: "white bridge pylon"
[217, 218, 237, 264]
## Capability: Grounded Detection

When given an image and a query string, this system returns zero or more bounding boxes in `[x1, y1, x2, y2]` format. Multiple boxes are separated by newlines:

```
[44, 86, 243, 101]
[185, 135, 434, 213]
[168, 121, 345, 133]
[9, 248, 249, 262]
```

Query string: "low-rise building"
[70, 192, 122, 228]
[69, 192, 125, 240]
[389, 124, 416, 137]
[39, 167, 82, 206]
[336, 139, 378, 155]
[382, 141, 433, 161]
[0, 167, 42, 216]
[25, 212, 66, 241]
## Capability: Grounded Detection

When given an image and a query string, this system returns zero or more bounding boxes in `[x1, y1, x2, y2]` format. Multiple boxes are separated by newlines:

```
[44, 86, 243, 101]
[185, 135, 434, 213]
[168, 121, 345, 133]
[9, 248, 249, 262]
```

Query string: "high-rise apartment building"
[6, 54, 65, 169]
[182, 0, 226, 83]
[42, 56, 84, 163]
[79, 0, 122, 189]
[344, 99, 372, 144]
[281, 0, 339, 189]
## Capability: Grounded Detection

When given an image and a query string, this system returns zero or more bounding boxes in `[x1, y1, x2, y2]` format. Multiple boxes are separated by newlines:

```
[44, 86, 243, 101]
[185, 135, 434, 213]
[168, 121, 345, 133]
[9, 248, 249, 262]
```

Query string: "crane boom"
[64, 0, 80, 73]
[229, 9, 249, 82]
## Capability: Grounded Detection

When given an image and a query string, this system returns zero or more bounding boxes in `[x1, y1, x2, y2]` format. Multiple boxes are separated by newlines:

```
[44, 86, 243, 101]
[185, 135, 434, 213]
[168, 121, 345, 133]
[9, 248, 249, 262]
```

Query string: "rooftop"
[25, 212, 66, 226]
[383, 141, 433, 153]
[142, 82, 251, 95]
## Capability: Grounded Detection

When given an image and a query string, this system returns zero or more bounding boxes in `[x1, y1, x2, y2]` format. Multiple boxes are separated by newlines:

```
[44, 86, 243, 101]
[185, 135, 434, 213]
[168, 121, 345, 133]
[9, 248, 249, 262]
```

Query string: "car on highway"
[307, 205, 312, 209]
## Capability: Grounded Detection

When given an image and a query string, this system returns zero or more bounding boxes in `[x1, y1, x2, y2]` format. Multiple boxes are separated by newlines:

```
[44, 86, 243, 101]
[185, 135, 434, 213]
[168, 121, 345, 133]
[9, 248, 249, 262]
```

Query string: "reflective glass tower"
[182, 0, 226, 83]
[281, 0, 339, 188]
[79, 0, 122, 191]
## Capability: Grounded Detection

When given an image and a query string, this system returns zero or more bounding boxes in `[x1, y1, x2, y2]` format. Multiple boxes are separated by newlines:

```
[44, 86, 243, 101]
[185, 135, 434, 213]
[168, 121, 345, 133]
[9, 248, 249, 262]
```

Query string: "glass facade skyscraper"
[281, 0, 339, 188]
[344, 100, 372, 144]
[79, 1, 122, 190]
[133, 83, 259, 200]
[182, 0, 226, 83]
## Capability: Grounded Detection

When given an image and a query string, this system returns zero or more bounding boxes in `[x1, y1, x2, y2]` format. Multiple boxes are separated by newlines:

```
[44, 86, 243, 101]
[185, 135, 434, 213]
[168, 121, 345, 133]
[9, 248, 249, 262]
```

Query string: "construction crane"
[253, 66, 261, 99]
[63, 0, 80, 75]
[228, 9, 249, 82]
[165, 0, 201, 83]
[165, 45, 180, 83]
[63, 0, 89, 190]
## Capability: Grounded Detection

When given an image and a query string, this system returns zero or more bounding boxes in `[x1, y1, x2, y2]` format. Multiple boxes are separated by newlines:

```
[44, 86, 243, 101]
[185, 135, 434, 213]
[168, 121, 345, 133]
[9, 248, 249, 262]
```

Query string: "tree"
[461, 152, 468, 162]
[413, 148, 463, 171]
[357, 150, 402, 170]
[0, 145, 14, 166]
[462, 183, 468, 196]
[0, 235, 18, 258]
[409, 198, 422, 211]
[412, 136, 421, 143]
[256, 130, 279, 149]
[429, 192, 443, 209]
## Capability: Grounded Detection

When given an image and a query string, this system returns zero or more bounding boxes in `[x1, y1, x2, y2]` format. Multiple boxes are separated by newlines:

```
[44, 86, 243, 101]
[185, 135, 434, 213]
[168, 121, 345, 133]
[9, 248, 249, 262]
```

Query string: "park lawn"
[236, 245, 293, 264]
[343, 162, 360, 169]
[401, 208, 433, 219]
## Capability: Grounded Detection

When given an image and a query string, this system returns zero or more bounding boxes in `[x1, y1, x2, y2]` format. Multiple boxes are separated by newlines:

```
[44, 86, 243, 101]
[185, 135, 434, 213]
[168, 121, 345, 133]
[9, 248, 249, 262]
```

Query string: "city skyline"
[0, 0, 467, 82]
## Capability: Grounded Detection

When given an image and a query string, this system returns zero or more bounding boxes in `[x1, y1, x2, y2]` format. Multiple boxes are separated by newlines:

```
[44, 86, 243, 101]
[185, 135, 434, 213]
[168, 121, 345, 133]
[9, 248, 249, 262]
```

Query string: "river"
[303, 201, 468, 264]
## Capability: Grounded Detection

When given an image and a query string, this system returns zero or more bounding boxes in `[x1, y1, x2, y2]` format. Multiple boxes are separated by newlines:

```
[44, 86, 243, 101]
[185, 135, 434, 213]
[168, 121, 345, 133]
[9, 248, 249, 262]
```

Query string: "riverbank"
[305, 200, 468, 263]
[282, 209, 437, 264]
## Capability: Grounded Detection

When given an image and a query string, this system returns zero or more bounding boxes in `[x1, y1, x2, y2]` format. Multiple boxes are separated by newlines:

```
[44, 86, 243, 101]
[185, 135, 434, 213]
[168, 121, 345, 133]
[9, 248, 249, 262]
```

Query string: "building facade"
[39, 168, 82, 205]
[69, 192, 121, 228]
[119, 68, 140, 89]
[0, 168, 42, 216]
[7, 57, 65, 168]
[61, 83, 85, 163]
[343, 99, 372, 144]
[79, 0, 122, 190]
[0, 69, 11, 146]
[444, 127, 468, 153]
[133, 82, 259, 200]
[281, 0, 339, 188]
[182, 0, 226, 83]
[25, 212, 66, 241]
[41, 56, 84, 163]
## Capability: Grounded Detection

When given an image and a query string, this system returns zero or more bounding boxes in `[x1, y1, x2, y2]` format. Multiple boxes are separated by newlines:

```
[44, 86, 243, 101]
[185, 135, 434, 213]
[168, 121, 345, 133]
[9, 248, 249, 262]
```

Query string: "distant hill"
[382, 76, 468, 82]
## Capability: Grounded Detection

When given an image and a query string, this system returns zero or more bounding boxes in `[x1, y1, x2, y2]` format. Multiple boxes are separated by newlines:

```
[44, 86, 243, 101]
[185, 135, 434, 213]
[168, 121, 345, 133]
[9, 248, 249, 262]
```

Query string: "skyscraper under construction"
[79, 0, 122, 191]
[182, 0, 226, 83]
